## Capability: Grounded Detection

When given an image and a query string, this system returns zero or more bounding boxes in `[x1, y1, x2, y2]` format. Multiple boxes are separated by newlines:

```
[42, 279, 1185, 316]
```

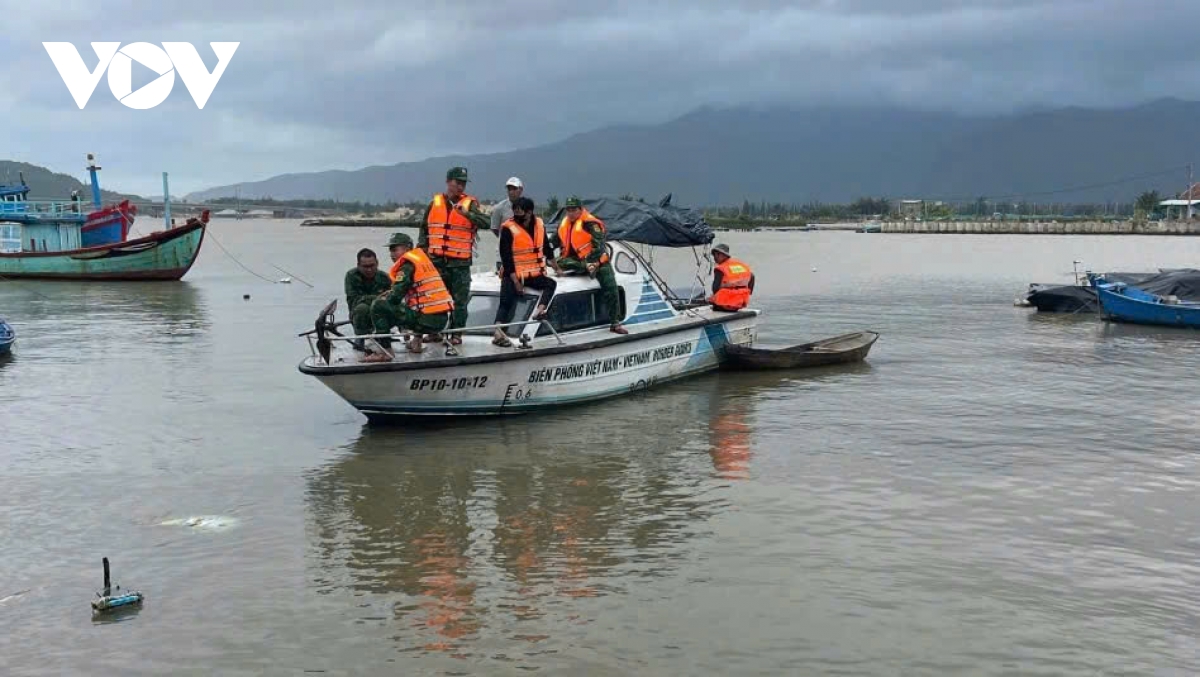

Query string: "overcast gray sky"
[4, 0, 1199, 196]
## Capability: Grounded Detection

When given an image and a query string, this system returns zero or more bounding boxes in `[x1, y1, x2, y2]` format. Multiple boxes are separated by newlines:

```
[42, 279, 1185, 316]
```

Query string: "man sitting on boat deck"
[366, 233, 454, 360]
[493, 197, 558, 347]
[417, 166, 490, 345]
[344, 247, 392, 351]
[555, 196, 628, 334]
[708, 243, 755, 311]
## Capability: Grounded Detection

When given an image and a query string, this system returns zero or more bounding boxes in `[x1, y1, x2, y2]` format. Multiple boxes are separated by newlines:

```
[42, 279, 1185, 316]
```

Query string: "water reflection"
[304, 393, 742, 657]
[0, 281, 208, 349]
[706, 384, 755, 481]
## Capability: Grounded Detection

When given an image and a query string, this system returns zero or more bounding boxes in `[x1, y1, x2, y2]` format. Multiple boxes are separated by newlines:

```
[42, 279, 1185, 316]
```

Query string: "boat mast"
[162, 172, 172, 228]
[86, 152, 102, 209]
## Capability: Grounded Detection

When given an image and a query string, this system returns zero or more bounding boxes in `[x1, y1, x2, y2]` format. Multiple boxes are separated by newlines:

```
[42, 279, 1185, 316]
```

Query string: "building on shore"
[1158, 183, 1200, 220]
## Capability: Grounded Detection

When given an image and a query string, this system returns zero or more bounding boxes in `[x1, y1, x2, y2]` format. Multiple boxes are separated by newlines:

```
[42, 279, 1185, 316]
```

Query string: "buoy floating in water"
[91, 557, 143, 614]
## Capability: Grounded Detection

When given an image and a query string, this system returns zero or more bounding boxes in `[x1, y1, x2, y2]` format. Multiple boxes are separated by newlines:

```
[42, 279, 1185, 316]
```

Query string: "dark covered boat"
[1025, 271, 1183, 313]
[724, 331, 878, 370]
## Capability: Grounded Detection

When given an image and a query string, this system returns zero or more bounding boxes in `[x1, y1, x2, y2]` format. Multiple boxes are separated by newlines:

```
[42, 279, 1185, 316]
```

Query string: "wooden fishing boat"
[0, 210, 208, 281]
[723, 331, 879, 369]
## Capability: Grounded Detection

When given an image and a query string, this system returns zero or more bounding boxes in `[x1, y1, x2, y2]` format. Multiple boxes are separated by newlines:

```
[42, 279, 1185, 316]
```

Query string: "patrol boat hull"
[299, 237, 760, 419]
[302, 312, 757, 418]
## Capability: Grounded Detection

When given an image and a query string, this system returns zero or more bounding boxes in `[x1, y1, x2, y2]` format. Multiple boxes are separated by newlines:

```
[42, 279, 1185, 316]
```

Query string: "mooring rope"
[204, 230, 284, 284]
[0, 273, 54, 300]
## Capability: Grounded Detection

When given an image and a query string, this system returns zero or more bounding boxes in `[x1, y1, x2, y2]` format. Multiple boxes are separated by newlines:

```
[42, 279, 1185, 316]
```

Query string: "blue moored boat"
[0, 317, 14, 355]
[1091, 274, 1200, 329]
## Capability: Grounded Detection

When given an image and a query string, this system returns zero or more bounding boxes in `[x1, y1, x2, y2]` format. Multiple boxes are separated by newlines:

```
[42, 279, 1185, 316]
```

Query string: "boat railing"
[300, 317, 566, 362]
[0, 200, 84, 217]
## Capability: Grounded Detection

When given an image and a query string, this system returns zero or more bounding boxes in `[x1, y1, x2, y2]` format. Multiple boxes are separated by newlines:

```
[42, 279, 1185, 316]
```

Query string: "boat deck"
[302, 304, 757, 375]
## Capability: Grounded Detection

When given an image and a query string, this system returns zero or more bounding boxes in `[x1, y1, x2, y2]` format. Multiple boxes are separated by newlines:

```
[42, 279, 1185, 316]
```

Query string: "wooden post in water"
[162, 172, 172, 229]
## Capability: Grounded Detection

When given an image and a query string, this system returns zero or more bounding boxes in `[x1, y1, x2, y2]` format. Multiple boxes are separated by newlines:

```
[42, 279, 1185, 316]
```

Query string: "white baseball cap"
[505, 176, 523, 188]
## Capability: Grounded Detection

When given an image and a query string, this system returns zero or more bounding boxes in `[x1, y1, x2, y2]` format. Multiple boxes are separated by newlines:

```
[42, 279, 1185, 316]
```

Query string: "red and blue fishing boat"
[0, 154, 137, 248]
[0, 154, 207, 281]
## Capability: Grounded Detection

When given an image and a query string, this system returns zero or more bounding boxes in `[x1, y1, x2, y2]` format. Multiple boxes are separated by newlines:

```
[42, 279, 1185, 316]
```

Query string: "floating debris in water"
[278, 277, 292, 284]
[92, 557, 143, 615]
[0, 589, 30, 606]
[159, 515, 240, 531]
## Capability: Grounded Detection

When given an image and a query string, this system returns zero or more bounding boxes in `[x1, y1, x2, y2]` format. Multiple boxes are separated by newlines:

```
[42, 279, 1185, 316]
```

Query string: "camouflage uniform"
[556, 219, 621, 325]
[370, 260, 450, 349]
[417, 198, 490, 330]
[344, 267, 392, 336]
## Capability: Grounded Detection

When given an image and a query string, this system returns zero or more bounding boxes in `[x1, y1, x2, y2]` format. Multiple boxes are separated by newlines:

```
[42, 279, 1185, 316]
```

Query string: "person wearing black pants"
[494, 197, 557, 346]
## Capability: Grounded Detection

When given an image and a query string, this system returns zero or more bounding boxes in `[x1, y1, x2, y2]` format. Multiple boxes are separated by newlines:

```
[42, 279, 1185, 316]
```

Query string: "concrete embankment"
[879, 221, 1200, 235]
[300, 218, 420, 227]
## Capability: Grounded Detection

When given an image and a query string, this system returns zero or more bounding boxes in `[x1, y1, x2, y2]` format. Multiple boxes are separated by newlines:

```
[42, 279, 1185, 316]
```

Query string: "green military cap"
[387, 232, 413, 248]
[565, 196, 583, 208]
[446, 166, 469, 182]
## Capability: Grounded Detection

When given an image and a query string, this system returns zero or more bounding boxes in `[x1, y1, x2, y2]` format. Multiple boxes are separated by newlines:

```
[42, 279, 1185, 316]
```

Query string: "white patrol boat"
[298, 197, 759, 420]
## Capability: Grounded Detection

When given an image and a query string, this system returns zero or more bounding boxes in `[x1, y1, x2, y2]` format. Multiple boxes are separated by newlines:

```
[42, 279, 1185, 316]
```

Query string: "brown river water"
[2, 220, 1198, 675]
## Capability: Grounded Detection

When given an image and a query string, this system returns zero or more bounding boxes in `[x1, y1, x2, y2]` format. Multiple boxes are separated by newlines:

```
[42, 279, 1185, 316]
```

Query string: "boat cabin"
[0, 221, 82, 253]
[460, 241, 696, 340]
[0, 184, 30, 218]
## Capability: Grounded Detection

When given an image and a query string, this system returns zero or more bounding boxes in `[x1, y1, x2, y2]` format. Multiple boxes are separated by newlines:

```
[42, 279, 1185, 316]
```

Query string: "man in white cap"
[489, 176, 524, 237]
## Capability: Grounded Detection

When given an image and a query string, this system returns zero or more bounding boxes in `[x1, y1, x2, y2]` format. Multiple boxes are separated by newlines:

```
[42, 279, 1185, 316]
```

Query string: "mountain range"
[157, 98, 1200, 206]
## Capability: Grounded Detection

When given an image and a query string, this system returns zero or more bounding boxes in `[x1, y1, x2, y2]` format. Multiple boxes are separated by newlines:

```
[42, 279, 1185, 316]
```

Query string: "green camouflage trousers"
[555, 257, 621, 325]
[435, 263, 472, 330]
[370, 298, 448, 347]
[350, 301, 375, 336]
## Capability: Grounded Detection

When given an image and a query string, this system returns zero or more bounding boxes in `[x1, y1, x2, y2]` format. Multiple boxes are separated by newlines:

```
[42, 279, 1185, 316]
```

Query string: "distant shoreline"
[300, 217, 421, 227]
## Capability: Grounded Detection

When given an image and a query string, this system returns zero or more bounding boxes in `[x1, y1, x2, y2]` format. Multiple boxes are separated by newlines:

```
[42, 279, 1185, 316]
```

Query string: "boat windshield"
[462, 292, 536, 336]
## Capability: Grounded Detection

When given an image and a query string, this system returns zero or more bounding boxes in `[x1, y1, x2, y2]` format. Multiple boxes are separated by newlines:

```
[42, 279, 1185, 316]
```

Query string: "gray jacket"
[489, 198, 513, 237]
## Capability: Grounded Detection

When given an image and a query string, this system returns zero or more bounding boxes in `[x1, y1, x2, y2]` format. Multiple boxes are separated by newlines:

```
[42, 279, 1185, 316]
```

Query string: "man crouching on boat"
[708, 243, 755, 311]
[366, 233, 454, 361]
[555, 196, 628, 334]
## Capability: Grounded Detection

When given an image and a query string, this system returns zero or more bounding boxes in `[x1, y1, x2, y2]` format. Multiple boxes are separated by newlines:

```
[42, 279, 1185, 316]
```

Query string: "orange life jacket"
[400, 248, 454, 314]
[388, 256, 403, 282]
[712, 258, 753, 310]
[426, 193, 477, 260]
[502, 217, 546, 280]
[558, 209, 609, 264]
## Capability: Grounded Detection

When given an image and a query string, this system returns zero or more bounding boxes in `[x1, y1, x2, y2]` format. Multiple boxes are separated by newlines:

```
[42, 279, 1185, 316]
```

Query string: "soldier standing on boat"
[708, 243, 755, 311]
[418, 166, 490, 344]
[344, 247, 392, 349]
[555, 196, 627, 334]
[493, 197, 558, 347]
[366, 233, 454, 360]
